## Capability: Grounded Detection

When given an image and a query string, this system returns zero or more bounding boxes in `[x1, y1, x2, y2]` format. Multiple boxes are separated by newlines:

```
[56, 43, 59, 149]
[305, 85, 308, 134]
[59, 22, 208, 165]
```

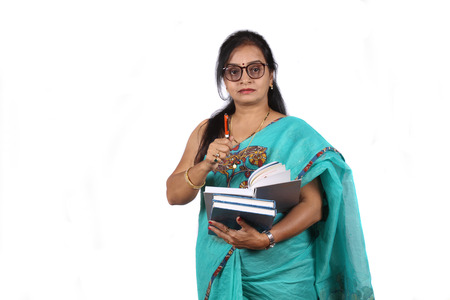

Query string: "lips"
[238, 88, 255, 94]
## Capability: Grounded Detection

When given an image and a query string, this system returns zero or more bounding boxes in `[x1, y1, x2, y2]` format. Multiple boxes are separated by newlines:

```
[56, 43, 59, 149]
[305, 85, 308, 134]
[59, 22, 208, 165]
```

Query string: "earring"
[270, 84, 274, 90]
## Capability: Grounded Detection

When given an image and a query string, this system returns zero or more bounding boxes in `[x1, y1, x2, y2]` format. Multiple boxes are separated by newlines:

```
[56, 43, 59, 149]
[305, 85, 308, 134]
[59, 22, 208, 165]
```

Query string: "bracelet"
[184, 167, 206, 190]
[263, 230, 276, 249]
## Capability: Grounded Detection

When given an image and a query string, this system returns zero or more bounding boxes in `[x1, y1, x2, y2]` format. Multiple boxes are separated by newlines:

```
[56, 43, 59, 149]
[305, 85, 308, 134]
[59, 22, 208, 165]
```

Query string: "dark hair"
[195, 30, 287, 164]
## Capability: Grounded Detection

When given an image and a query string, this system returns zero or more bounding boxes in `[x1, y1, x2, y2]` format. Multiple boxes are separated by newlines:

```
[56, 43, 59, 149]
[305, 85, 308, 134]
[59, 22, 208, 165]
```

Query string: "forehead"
[227, 44, 266, 65]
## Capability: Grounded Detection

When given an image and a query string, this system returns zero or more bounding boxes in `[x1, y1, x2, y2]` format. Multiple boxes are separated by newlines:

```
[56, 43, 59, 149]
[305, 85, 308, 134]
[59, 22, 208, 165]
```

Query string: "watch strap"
[263, 230, 276, 249]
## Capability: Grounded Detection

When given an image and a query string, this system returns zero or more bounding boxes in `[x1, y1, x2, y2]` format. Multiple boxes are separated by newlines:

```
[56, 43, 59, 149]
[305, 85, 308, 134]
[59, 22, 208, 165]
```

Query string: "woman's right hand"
[205, 137, 234, 171]
[166, 119, 233, 205]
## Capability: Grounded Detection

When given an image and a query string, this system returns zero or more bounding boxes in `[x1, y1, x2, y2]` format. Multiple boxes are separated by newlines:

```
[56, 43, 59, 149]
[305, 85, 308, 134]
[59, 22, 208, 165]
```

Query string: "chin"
[234, 98, 265, 106]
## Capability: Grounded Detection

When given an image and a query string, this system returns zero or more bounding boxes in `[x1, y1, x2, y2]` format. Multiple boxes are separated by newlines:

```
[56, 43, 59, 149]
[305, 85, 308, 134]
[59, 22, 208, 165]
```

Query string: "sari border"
[204, 246, 236, 300]
[296, 147, 342, 180]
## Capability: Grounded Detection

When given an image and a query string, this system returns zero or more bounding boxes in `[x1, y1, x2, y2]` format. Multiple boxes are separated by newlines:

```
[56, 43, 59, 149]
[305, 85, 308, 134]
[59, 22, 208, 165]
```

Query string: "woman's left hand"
[208, 217, 270, 250]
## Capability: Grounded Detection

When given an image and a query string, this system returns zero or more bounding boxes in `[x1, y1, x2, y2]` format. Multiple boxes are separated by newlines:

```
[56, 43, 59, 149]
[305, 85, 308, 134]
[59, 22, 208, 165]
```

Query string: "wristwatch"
[263, 230, 276, 249]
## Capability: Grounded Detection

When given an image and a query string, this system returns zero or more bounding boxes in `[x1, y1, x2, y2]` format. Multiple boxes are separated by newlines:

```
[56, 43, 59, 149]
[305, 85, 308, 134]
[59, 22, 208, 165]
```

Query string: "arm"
[208, 176, 323, 249]
[166, 120, 234, 205]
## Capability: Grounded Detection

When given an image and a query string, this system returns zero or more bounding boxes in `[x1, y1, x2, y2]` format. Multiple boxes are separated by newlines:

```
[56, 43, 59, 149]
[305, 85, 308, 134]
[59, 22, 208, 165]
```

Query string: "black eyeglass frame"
[222, 62, 269, 82]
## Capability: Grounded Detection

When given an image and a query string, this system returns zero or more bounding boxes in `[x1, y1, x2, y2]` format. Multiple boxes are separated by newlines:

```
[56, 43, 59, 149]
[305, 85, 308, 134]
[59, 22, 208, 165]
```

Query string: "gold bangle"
[184, 167, 205, 190]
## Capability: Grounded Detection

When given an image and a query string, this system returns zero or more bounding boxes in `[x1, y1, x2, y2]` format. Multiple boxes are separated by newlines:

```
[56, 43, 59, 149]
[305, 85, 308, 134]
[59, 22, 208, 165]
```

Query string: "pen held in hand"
[224, 113, 230, 138]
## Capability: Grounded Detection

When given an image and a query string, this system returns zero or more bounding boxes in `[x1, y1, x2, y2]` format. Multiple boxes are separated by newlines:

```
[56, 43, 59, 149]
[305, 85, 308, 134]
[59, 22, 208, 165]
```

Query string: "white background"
[1, 0, 449, 299]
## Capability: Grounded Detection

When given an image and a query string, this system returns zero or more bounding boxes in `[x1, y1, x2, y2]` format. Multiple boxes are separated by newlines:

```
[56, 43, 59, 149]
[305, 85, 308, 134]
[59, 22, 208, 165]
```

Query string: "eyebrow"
[225, 60, 265, 67]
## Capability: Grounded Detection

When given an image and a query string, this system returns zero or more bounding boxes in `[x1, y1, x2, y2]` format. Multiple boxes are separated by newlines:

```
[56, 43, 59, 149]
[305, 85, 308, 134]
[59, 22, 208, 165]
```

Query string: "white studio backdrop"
[0, 0, 449, 299]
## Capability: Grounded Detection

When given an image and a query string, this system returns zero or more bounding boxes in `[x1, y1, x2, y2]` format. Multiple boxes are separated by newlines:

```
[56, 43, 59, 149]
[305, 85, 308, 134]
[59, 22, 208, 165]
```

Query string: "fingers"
[213, 138, 233, 154]
[207, 138, 234, 165]
[208, 220, 234, 243]
[209, 220, 233, 235]
[209, 218, 249, 236]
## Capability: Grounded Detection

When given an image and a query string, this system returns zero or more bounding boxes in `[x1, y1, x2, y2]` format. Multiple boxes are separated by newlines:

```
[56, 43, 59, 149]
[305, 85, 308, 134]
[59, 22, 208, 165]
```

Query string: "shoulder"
[189, 119, 209, 145]
[281, 116, 329, 142]
[280, 116, 315, 131]
[176, 119, 209, 167]
[195, 119, 209, 133]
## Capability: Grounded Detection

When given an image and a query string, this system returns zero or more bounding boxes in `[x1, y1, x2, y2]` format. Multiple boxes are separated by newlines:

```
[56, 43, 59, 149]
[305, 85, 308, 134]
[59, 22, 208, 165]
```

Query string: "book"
[204, 162, 301, 220]
[212, 194, 276, 209]
[209, 195, 276, 235]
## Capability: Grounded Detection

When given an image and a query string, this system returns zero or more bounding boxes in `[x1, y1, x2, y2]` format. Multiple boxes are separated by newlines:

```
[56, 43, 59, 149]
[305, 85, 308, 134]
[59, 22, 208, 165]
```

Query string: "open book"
[204, 162, 302, 220]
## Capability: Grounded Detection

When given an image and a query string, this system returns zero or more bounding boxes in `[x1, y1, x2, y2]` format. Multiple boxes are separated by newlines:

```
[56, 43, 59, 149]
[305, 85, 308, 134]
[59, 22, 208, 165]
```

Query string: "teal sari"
[196, 116, 374, 300]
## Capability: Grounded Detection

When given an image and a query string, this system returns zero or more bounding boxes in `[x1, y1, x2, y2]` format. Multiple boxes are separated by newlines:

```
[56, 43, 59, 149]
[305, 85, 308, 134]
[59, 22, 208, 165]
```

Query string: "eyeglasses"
[223, 62, 269, 82]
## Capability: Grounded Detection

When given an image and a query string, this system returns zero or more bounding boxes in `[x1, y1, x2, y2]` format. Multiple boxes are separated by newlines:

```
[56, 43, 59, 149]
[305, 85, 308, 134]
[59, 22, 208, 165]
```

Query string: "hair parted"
[195, 30, 287, 164]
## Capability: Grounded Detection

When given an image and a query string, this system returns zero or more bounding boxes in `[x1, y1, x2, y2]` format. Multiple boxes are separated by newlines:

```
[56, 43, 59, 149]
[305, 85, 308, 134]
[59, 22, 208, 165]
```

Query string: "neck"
[230, 103, 271, 143]
[232, 102, 271, 123]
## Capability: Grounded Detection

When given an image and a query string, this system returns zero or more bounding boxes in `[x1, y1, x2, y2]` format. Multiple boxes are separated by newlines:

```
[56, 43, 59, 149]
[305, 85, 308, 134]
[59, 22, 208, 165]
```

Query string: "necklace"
[229, 109, 271, 169]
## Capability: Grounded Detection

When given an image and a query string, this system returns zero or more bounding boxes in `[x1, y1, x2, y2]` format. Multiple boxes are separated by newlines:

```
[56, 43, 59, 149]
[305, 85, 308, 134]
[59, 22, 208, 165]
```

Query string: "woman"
[167, 30, 374, 300]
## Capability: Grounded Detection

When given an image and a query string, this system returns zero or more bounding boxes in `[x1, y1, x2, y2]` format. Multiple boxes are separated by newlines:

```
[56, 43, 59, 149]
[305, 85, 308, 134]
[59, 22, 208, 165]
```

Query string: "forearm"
[269, 199, 322, 244]
[166, 161, 211, 205]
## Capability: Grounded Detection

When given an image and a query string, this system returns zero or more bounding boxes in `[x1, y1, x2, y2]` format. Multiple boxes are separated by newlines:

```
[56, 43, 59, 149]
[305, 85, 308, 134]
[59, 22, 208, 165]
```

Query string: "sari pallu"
[195, 117, 374, 300]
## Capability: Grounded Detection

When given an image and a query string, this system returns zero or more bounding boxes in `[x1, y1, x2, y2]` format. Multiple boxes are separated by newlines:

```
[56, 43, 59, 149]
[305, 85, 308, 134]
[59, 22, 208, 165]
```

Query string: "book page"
[248, 161, 281, 185]
[204, 186, 253, 196]
[250, 169, 291, 188]
[213, 194, 275, 208]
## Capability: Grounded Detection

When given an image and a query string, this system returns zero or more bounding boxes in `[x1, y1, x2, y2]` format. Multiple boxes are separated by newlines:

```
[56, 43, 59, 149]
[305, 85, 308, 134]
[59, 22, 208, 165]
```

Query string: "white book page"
[205, 186, 253, 196]
[250, 170, 291, 189]
[248, 161, 281, 184]
[213, 202, 276, 216]
[213, 195, 275, 208]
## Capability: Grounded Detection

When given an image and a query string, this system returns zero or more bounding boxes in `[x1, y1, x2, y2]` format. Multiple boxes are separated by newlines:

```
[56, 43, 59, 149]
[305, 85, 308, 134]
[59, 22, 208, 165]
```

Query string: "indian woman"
[166, 30, 374, 300]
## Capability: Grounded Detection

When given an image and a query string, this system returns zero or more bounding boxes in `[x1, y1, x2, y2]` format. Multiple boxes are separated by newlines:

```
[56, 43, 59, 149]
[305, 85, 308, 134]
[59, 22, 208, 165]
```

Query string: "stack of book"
[204, 162, 302, 235]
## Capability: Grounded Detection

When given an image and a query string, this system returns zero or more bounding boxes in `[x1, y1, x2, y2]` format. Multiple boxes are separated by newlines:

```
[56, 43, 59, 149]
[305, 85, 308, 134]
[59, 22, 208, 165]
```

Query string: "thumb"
[236, 216, 250, 230]
[228, 135, 235, 146]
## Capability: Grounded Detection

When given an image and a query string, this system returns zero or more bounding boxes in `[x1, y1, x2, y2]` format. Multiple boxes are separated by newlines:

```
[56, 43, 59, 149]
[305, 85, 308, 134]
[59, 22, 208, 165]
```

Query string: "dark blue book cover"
[208, 201, 276, 235]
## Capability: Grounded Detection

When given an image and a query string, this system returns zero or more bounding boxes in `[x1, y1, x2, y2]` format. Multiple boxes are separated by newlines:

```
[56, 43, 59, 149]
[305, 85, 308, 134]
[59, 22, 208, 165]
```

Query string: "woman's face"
[223, 44, 273, 107]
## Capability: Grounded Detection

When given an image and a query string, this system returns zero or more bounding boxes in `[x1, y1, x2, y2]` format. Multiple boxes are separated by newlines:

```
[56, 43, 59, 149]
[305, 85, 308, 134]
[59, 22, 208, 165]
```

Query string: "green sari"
[196, 116, 374, 299]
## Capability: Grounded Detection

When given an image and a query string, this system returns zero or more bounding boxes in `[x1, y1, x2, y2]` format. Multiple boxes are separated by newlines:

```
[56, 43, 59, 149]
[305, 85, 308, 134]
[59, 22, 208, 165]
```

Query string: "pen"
[224, 113, 229, 139]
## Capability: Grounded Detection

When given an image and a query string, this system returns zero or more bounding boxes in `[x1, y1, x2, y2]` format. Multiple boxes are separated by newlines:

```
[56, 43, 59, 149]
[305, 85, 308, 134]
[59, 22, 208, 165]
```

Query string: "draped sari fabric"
[196, 117, 374, 300]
